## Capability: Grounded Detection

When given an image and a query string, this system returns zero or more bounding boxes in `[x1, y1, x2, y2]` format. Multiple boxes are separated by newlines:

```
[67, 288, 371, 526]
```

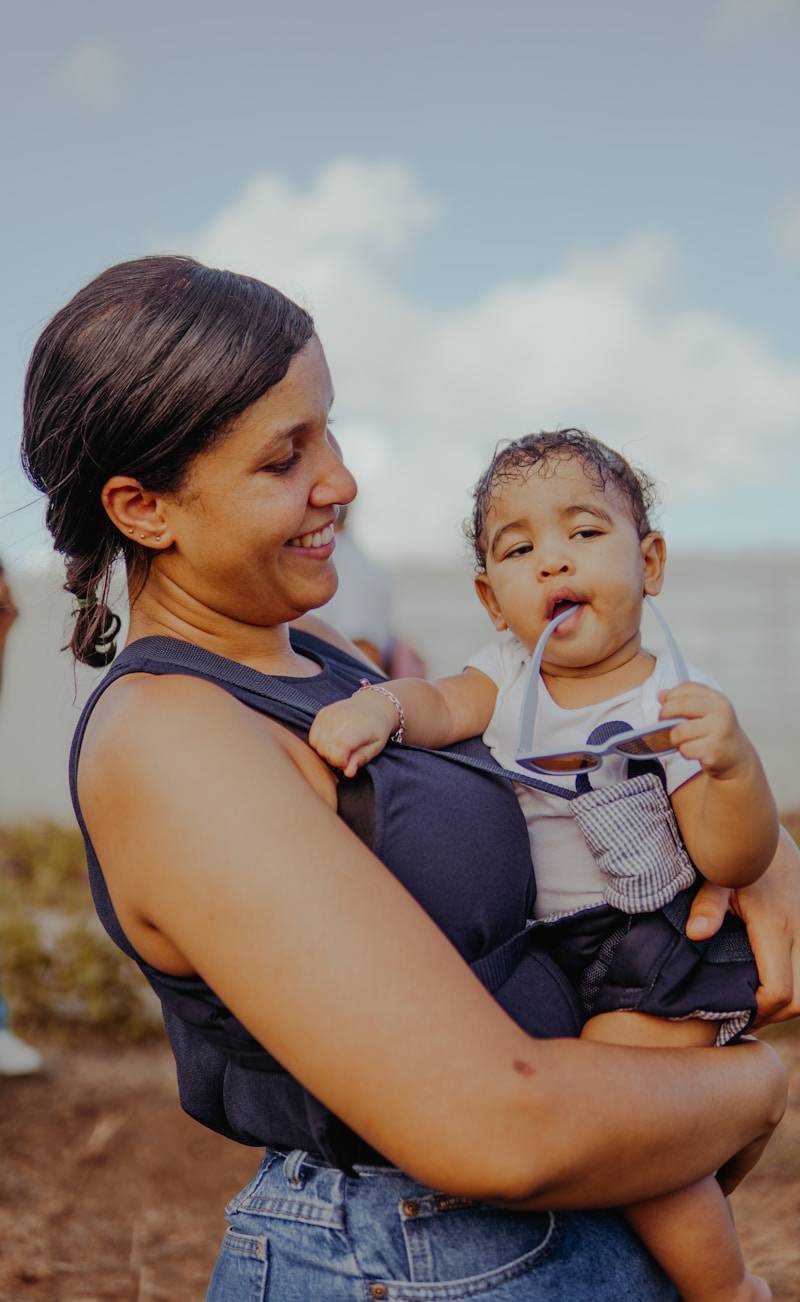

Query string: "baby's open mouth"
[547, 593, 586, 620]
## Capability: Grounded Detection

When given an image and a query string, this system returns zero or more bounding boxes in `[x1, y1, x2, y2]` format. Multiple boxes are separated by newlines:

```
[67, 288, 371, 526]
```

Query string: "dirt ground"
[1, 1031, 798, 1302]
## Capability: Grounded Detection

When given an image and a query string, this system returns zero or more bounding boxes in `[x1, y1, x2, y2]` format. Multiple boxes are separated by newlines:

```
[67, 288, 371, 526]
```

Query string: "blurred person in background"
[320, 505, 426, 676]
[0, 559, 44, 1076]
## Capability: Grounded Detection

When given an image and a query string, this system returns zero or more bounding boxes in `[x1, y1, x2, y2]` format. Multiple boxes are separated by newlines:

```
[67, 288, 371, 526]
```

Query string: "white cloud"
[178, 160, 800, 560]
[56, 40, 121, 108]
[774, 195, 800, 261]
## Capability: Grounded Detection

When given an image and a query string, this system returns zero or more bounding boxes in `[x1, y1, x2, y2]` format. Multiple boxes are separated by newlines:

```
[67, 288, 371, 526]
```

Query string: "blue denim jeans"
[207, 1148, 677, 1300]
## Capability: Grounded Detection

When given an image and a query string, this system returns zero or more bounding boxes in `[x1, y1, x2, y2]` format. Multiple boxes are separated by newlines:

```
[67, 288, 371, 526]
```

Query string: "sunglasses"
[515, 597, 690, 776]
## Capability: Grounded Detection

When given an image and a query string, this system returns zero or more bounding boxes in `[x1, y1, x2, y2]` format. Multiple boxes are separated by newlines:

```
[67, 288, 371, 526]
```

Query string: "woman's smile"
[286, 521, 337, 556]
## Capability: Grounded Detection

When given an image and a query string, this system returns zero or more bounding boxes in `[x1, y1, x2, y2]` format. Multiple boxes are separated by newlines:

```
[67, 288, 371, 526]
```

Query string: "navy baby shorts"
[535, 880, 759, 1045]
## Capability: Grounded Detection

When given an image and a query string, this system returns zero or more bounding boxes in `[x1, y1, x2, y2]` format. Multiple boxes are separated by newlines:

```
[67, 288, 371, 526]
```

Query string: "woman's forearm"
[490, 1034, 785, 1210]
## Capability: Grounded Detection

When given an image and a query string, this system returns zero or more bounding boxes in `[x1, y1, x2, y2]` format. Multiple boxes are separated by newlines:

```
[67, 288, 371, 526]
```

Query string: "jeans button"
[402, 1199, 420, 1217]
[369, 1286, 388, 1300]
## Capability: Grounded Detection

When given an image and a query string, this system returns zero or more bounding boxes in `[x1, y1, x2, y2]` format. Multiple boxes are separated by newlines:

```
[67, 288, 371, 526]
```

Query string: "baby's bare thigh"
[582, 1010, 719, 1048]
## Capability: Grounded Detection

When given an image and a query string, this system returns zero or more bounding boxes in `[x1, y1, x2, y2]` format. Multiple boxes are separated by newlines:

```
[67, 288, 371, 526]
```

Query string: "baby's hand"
[658, 683, 755, 779]
[309, 692, 400, 777]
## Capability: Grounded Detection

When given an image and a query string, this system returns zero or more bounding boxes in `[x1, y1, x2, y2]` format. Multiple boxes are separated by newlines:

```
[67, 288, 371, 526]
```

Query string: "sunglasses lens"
[614, 725, 677, 757]
[519, 752, 600, 774]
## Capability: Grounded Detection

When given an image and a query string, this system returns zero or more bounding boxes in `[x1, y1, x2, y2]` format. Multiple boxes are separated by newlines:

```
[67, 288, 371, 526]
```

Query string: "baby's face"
[475, 456, 664, 673]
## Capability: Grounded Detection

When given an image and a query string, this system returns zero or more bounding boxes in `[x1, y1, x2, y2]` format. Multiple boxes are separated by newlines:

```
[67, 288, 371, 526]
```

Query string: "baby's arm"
[661, 683, 779, 888]
[309, 669, 498, 776]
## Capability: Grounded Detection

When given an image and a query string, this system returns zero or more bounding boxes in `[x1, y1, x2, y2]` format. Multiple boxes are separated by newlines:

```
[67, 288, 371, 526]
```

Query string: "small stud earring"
[155, 534, 163, 542]
[139, 533, 147, 541]
[127, 528, 134, 536]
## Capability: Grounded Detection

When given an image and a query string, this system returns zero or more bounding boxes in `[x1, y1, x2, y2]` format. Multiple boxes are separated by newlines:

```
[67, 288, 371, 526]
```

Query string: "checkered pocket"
[570, 773, 696, 913]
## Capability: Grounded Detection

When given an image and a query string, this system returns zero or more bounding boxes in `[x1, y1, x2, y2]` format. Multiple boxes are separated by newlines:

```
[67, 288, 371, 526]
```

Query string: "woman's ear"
[101, 476, 172, 549]
[641, 532, 667, 596]
[474, 574, 508, 631]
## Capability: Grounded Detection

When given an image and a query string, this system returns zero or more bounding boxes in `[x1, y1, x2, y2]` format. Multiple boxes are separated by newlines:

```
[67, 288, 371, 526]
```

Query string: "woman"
[22, 256, 796, 1300]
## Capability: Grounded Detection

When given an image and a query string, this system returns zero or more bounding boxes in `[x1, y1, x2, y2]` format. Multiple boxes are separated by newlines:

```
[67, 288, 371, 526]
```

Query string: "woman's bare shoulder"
[84, 670, 265, 761]
[78, 669, 307, 828]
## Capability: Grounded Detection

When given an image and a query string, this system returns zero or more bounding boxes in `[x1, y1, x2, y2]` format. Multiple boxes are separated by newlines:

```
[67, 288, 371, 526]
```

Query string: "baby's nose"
[537, 556, 572, 579]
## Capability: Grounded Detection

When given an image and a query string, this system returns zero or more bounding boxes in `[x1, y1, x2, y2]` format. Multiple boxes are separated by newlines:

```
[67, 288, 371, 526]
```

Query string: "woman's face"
[161, 335, 357, 628]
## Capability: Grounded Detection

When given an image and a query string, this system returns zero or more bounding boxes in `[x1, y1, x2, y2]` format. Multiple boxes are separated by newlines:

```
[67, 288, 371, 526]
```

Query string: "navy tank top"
[69, 628, 581, 1168]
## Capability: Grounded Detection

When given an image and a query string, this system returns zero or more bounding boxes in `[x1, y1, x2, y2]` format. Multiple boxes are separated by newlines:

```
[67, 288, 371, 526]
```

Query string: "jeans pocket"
[395, 1198, 558, 1298]
[206, 1228, 269, 1301]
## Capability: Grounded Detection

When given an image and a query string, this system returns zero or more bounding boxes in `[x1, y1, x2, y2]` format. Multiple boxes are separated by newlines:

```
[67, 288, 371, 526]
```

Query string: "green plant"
[0, 821, 162, 1040]
[0, 821, 88, 911]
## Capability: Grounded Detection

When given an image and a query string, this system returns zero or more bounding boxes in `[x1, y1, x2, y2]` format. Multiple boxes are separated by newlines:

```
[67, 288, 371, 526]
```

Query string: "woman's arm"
[79, 673, 786, 1209]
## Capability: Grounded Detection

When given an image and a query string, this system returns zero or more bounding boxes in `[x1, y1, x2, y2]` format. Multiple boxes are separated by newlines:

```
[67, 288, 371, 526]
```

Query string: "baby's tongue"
[553, 600, 580, 618]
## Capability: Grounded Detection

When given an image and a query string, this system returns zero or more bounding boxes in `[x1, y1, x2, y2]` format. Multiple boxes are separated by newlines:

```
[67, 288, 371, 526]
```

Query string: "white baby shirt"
[467, 635, 718, 918]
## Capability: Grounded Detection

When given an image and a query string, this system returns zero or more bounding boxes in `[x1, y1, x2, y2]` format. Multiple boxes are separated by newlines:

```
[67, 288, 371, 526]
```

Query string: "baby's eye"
[505, 543, 533, 558]
[572, 529, 602, 540]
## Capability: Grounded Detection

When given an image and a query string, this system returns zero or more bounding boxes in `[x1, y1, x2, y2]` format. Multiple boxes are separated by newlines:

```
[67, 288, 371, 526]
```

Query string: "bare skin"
[76, 342, 790, 1222]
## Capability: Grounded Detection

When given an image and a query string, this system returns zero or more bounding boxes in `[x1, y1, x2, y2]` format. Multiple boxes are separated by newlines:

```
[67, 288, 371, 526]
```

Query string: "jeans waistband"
[270, 1145, 403, 1182]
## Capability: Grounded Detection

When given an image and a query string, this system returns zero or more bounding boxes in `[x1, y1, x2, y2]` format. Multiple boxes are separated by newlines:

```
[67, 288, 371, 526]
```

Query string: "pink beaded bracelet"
[358, 678, 406, 743]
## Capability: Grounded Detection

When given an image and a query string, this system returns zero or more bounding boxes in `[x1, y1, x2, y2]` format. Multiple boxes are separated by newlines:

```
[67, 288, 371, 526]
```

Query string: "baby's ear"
[641, 532, 667, 596]
[474, 574, 508, 631]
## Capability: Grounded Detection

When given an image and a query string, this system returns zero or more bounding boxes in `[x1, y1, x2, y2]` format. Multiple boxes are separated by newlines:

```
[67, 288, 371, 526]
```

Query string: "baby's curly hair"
[466, 428, 657, 571]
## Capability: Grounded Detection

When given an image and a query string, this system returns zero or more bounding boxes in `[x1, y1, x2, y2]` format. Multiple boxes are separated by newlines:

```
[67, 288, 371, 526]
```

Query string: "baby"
[310, 429, 780, 1302]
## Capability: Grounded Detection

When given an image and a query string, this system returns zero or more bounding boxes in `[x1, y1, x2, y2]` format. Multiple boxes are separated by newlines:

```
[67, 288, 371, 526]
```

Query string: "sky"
[1, 0, 799, 565]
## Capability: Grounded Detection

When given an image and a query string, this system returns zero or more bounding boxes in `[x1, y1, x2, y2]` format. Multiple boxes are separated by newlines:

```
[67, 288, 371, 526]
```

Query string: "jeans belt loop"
[284, 1148, 309, 1190]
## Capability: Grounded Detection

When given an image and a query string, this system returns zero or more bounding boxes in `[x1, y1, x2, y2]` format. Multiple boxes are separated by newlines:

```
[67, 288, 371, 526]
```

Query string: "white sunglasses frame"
[515, 597, 690, 776]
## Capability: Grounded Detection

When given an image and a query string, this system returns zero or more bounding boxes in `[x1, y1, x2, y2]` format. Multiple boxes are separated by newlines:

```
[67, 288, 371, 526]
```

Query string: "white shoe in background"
[0, 1027, 44, 1076]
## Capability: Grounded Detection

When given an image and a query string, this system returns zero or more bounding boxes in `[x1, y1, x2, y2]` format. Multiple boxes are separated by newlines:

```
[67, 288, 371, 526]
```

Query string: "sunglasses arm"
[644, 597, 690, 684]
[515, 599, 689, 762]
[516, 605, 579, 759]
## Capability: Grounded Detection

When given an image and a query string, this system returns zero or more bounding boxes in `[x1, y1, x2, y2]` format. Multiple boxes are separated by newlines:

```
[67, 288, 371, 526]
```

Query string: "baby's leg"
[582, 1011, 771, 1302]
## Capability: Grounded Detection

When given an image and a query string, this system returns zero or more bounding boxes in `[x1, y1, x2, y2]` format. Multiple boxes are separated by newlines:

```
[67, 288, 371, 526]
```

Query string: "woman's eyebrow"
[252, 424, 309, 461]
[261, 394, 335, 452]
[561, 503, 613, 525]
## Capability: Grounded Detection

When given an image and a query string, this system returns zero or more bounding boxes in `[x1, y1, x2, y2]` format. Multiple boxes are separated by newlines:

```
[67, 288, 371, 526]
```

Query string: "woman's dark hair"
[22, 255, 315, 665]
[466, 428, 657, 571]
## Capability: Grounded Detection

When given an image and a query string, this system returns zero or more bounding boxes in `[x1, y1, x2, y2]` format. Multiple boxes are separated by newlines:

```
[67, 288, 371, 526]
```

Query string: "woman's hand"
[686, 826, 800, 1026]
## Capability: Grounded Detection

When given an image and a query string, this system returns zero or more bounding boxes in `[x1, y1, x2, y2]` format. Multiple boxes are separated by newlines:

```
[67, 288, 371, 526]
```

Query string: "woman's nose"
[310, 442, 357, 508]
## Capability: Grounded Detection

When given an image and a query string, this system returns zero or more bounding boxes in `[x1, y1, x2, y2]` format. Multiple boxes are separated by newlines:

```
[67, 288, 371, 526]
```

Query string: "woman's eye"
[263, 451, 301, 475]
